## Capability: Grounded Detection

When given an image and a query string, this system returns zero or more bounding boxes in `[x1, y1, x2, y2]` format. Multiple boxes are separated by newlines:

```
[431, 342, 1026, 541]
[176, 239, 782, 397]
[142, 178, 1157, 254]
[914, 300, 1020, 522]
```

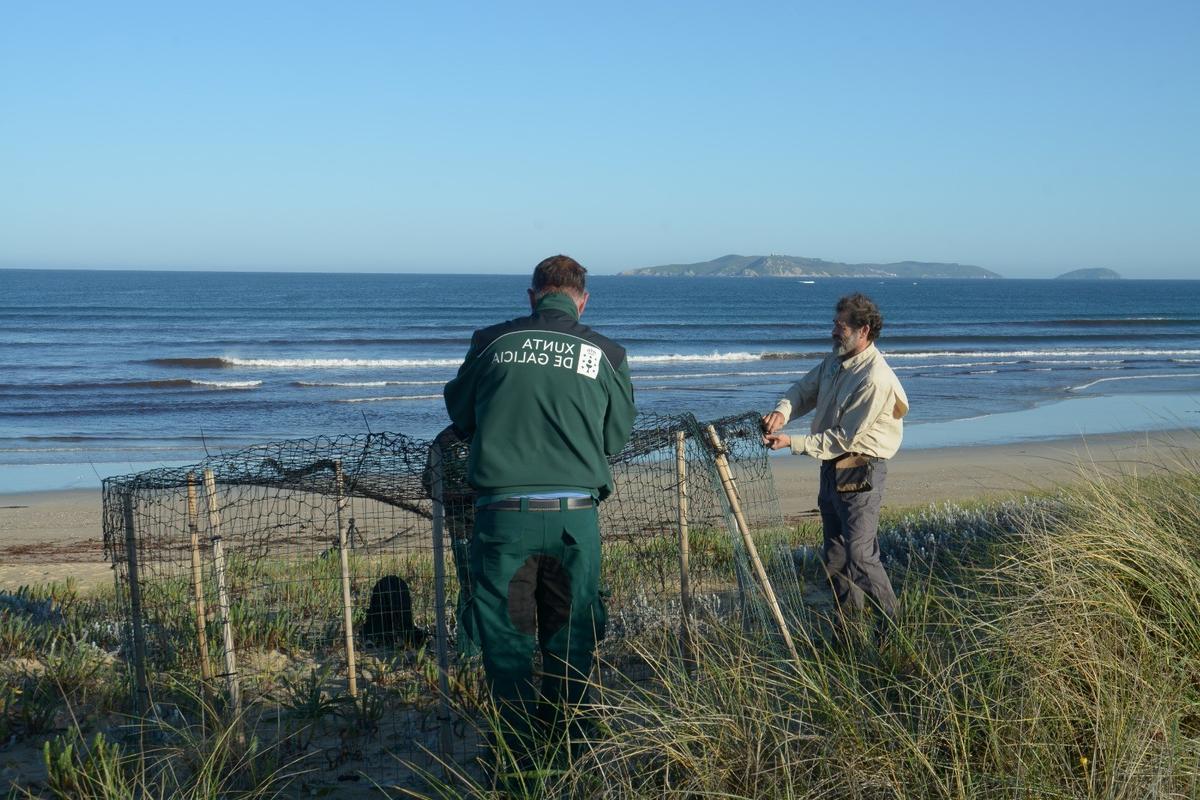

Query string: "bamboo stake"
[428, 443, 454, 768]
[203, 469, 243, 733]
[704, 425, 800, 663]
[334, 461, 359, 698]
[675, 431, 696, 672]
[122, 493, 150, 716]
[186, 473, 215, 708]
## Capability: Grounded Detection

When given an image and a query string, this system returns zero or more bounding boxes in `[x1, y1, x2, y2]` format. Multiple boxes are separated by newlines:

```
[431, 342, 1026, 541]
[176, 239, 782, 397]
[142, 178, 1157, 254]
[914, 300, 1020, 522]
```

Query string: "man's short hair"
[532, 255, 587, 300]
[836, 293, 883, 341]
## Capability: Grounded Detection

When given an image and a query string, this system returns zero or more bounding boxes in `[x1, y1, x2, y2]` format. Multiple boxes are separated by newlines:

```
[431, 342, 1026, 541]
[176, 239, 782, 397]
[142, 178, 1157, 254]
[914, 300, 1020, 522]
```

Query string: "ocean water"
[2, 269, 1199, 490]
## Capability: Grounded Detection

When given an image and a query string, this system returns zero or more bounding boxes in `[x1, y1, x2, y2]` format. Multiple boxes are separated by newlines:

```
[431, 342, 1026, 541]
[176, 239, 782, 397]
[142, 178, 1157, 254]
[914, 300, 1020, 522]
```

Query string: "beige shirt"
[773, 343, 909, 460]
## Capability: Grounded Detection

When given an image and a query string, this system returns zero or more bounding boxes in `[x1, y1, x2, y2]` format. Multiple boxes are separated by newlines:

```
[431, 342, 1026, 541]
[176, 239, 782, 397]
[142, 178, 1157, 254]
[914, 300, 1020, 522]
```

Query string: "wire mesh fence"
[102, 410, 798, 793]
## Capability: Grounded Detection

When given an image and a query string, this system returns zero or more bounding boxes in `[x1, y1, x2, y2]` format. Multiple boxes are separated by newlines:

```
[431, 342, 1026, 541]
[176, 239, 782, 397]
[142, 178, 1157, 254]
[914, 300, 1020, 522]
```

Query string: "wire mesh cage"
[102, 411, 794, 793]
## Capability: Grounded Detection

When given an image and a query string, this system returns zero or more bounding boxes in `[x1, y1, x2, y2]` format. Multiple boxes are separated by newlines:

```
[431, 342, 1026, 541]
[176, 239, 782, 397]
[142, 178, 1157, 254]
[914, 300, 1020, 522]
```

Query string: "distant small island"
[621, 254, 1002, 279]
[1055, 268, 1121, 280]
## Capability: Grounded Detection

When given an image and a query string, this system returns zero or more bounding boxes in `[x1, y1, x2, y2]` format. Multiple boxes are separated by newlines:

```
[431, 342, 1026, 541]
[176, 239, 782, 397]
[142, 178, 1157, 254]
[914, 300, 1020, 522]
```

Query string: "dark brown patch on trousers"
[507, 555, 572, 638]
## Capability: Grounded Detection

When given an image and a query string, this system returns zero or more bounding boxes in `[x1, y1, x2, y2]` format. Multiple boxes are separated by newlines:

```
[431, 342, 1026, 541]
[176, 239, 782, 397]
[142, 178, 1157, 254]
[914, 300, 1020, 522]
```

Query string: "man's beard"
[834, 336, 855, 356]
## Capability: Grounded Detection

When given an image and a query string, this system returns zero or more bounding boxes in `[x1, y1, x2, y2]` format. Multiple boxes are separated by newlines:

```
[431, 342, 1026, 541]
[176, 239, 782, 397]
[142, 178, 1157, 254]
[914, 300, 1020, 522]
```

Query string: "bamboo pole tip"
[704, 424, 725, 452]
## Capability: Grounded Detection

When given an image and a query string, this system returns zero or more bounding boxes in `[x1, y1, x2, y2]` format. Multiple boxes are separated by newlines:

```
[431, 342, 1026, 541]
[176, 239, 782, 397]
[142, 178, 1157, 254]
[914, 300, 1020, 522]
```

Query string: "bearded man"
[762, 293, 909, 625]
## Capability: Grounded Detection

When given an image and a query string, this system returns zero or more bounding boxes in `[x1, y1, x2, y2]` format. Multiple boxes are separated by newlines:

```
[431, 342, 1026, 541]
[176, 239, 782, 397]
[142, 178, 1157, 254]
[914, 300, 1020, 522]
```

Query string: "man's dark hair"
[532, 255, 587, 299]
[836, 293, 883, 341]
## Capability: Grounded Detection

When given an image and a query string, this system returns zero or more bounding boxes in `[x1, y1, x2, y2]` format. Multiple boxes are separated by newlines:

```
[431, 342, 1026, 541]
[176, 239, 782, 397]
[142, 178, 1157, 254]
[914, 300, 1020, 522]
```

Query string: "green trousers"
[469, 501, 606, 759]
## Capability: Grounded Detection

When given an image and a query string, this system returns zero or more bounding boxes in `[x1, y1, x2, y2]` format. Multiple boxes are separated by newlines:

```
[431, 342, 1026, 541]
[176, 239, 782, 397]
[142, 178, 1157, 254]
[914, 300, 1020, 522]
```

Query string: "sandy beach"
[2, 428, 1196, 594]
[773, 427, 1200, 522]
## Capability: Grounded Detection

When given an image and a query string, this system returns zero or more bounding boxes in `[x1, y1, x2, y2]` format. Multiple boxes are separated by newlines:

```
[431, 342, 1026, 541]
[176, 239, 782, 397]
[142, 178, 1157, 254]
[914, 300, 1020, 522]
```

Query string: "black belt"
[481, 497, 595, 512]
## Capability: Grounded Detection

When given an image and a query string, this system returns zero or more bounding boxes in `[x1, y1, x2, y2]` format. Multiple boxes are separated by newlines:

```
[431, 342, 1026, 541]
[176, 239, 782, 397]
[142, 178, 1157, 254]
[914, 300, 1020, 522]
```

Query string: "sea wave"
[1066, 373, 1200, 393]
[0, 378, 261, 390]
[629, 352, 771, 364]
[334, 395, 443, 403]
[293, 379, 444, 387]
[191, 380, 262, 389]
[1027, 359, 1126, 365]
[892, 360, 1021, 371]
[225, 356, 464, 369]
[142, 357, 229, 368]
[144, 356, 462, 369]
[884, 349, 1200, 359]
[632, 369, 800, 381]
[636, 384, 751, 393]
[633, 348, 1200, 366]
[1044, 317, 1190, 325]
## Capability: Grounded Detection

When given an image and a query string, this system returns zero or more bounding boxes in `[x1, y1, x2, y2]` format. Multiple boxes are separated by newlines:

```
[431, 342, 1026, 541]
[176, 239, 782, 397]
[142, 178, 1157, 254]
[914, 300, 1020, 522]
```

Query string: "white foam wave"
[967, 370, 998, 374]
[224, 357, 461, 369]
[629, 352, 765, 364]
[191, 380, 262, 389]
[335, 394, 442, 403]
[1067, 373, 1200, 393]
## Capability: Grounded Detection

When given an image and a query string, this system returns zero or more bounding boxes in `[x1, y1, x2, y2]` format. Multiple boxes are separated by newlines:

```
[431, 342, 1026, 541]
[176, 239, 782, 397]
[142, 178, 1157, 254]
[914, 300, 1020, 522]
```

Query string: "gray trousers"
[817, 458, 898, 618]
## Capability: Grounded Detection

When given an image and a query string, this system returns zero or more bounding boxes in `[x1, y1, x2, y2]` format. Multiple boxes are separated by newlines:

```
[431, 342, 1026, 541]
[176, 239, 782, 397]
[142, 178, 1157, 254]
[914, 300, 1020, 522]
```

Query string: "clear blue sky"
[2, 1, 1197, 278]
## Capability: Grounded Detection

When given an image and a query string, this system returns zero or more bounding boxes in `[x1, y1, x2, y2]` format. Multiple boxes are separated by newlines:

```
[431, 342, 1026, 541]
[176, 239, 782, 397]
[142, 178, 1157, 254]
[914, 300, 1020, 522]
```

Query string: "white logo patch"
[576, 344, 602, 379]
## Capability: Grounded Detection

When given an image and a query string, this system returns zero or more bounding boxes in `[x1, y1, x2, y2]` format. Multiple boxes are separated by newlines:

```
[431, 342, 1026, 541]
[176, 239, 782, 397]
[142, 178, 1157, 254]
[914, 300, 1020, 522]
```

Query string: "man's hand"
[762, 433, 791, 451]
[761, 411, 786, 435]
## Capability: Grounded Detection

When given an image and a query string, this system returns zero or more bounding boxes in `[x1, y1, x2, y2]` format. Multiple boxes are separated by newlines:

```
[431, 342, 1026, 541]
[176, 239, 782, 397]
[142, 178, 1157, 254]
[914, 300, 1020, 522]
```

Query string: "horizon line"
[2, 265, 1195, 281]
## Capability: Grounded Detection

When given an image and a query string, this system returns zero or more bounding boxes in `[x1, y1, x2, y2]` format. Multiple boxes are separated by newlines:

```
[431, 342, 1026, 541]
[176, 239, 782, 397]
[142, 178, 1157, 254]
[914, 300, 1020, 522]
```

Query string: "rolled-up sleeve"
[774, 362, 822, 423]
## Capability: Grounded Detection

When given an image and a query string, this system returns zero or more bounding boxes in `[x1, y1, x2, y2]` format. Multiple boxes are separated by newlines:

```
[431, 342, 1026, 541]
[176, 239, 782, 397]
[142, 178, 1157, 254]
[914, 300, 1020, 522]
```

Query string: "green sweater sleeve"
[604, 357, 636, 456]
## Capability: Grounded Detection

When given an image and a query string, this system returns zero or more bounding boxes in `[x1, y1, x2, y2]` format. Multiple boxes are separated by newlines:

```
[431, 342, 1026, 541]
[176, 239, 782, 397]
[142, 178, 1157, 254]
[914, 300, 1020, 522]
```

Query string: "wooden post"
[186, 473, 215, 708]
[428, 443, 455, 768]
[705, 425, 800, 663]
[203, 469, 243, 731]
[334, 462, 358, 698]
[675, 431, 696, 672]
[122, 493, 151, 716]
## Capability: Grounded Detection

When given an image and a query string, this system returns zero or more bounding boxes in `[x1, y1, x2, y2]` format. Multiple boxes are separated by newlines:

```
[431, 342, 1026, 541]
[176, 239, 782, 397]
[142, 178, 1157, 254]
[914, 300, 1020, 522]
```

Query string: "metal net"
[102, 411, 794, 793]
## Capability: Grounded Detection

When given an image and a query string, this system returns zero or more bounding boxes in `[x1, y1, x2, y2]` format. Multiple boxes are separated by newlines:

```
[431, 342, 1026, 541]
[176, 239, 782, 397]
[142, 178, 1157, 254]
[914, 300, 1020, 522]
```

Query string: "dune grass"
[420, 460, 1200, 798]
[4, 455, 1200, 798]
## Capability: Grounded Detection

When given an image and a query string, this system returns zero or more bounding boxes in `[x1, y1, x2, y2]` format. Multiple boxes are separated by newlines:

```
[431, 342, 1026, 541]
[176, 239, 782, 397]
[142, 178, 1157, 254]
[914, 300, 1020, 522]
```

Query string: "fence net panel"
[703, 410, 799, 616]
[103, 411, 795, 793]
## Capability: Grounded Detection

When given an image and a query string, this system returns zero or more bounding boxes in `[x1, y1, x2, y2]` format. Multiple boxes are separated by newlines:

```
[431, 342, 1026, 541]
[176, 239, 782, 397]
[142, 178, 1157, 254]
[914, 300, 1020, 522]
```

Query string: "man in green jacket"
[443, 254, 636, 770]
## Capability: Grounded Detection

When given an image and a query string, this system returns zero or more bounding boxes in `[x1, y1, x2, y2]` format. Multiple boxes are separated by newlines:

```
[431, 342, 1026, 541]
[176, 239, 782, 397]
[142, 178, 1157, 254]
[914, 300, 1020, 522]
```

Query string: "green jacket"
[443, 292, 636, 500]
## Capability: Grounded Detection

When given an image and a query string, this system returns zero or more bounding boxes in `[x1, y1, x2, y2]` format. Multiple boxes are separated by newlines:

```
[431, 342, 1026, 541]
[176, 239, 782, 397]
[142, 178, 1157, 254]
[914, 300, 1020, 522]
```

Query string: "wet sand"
[1, 429, 1197, 592]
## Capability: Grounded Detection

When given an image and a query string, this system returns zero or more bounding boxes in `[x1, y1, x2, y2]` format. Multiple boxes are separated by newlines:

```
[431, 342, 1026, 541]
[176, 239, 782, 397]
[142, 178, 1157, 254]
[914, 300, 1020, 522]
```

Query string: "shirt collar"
[839, 342, 877, 371]
[535, 292, 580, 320]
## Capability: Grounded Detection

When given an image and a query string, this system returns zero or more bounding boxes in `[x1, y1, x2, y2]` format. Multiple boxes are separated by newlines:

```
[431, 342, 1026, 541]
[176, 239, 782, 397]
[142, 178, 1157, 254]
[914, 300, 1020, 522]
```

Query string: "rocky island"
[1055, 268, 1121, 280]
[621, 254, 1001, 279]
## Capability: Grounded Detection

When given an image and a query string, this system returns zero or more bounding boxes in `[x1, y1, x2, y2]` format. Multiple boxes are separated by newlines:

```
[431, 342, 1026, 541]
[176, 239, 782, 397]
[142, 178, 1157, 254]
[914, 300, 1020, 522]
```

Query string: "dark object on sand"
[362, 575, 426, 647]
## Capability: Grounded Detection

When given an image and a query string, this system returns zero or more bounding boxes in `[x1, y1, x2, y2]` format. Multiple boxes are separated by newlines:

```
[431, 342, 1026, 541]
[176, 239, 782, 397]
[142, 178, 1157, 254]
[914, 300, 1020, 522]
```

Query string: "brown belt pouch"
[834, 453, 874, 493]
